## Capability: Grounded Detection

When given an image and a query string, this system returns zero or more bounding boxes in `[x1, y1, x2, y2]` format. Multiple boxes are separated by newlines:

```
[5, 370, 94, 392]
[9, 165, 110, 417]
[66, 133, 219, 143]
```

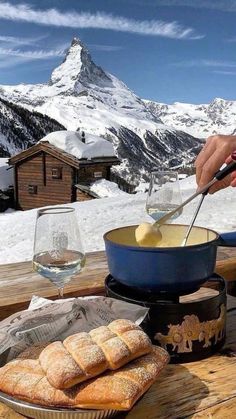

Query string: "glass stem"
[58, 287, 64, 299]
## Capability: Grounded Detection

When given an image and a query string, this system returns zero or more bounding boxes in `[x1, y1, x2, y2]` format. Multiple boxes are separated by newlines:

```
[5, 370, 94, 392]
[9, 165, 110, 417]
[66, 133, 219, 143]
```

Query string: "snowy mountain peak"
[71, 37, 83, 47]
[49, 37, 111, 92]
[0, 38, 201, 180]
[210, 97, 227, 104]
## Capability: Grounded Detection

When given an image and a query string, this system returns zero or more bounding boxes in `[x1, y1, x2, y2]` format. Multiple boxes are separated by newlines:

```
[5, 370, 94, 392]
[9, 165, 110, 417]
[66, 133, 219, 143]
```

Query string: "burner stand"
[105, 274, 226, 363]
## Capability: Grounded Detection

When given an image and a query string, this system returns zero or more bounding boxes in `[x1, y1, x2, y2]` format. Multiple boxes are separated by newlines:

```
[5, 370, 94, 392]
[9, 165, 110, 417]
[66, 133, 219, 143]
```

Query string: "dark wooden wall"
[15, 151, 115, 210]
[76, 190, 94, 202]
[16, 152, 73, 210]
[77, 164, 109, 183]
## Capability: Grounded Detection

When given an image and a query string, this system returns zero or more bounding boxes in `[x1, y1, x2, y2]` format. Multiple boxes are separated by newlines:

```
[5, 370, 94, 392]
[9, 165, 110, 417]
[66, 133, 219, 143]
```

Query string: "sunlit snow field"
[0, 175, 235, 264]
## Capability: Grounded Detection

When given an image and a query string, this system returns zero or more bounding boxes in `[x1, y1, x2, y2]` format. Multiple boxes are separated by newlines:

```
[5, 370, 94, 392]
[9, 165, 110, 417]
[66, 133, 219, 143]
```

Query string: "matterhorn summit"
[49, 38, 112, 93]
[0, 38, 201, 182]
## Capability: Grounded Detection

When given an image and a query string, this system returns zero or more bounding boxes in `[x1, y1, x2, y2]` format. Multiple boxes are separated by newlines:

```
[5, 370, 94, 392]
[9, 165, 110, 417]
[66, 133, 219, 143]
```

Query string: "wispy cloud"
[172, 58, 236, 76]
[0, 47, 64, 59]
[226, 36, 236, 42]
[0, 55, 31, 69]
[0, 34, 47, 46]
[172, 59, 236, 68]
[0, 2, 204, 40]
[213, 70, 236, 75]
[0, 41, 66, 69]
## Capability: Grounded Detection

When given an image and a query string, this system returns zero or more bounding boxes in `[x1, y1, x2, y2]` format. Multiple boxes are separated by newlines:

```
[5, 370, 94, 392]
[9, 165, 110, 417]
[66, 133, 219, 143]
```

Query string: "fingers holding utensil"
[195, 134, 236, 193]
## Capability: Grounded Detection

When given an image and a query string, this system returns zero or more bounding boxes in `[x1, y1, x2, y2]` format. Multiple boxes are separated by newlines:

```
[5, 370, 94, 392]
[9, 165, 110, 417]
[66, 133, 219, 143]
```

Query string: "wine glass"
[146, 171, 182, 223]
[33, 207, 85, 298]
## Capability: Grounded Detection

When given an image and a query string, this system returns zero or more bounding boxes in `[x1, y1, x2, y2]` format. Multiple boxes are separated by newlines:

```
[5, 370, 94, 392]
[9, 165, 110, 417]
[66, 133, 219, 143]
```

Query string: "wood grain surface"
[0, 251, 108, 321]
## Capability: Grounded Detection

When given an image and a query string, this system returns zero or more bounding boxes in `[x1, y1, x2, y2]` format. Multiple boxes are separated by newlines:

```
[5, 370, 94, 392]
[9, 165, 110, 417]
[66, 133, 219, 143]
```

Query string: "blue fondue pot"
[104, 224, 236, 294]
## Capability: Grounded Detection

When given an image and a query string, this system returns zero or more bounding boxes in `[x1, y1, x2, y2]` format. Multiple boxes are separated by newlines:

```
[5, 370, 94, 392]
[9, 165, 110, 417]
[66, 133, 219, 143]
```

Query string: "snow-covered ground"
[90, 179, 127, 197]
[0, 175, 235, 264]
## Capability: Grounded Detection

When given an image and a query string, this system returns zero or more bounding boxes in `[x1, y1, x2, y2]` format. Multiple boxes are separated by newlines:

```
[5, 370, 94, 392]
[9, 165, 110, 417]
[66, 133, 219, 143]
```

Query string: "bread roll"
[39, 341, 85, 389]
[39, 319, 152, 389]
[0, 347, 169, 410]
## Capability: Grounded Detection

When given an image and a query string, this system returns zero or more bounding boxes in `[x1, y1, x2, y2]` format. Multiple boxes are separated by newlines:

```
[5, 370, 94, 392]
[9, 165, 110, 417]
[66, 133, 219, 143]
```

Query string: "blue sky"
[0, 0, 236, 104]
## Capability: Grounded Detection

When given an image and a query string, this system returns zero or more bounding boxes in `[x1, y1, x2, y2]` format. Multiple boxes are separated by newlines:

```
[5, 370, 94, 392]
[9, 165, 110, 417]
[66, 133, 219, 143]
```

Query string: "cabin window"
[28, 185, 37, 194]
[94, 171, 103, 178]
[52, 167, 62, 179]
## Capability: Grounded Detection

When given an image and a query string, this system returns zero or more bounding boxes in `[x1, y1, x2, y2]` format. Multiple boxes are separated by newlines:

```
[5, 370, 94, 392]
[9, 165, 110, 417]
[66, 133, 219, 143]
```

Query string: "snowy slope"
[0, 175, 235, 264]
[0, 97, 65, 156]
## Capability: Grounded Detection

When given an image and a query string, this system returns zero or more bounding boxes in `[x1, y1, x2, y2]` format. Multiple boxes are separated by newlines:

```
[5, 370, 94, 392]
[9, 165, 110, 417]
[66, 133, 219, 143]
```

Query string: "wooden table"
[0, 248, 236, 418]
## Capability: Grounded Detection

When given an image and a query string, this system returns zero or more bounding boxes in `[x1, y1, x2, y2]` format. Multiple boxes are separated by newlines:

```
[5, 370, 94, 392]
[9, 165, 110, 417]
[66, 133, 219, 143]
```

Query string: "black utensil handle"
[215, 160, 236, 181]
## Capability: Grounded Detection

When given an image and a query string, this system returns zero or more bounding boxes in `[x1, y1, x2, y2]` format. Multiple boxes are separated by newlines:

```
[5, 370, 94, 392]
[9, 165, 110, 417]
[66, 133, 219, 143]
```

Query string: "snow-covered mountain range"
[145, 98, 236, 139]
[0, 38, 203, 183]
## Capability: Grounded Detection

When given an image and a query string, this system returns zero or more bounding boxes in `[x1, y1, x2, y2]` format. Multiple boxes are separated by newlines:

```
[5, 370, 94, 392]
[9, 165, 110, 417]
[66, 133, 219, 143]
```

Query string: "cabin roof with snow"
[9, 131, 119, 168]
[40, 131, 117, 160]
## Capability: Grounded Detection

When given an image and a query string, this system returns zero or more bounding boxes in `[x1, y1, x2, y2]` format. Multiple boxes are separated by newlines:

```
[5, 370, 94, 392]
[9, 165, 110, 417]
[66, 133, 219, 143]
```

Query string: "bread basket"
[0, 392, 118, 419]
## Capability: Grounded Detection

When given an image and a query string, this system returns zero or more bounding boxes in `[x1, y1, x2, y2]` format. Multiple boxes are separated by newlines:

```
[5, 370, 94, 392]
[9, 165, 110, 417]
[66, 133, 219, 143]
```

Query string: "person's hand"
[195, 134, 236, 193]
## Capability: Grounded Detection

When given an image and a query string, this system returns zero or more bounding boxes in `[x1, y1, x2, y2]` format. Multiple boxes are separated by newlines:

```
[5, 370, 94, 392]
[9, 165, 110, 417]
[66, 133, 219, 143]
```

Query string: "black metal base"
[105, 274, 227, 363]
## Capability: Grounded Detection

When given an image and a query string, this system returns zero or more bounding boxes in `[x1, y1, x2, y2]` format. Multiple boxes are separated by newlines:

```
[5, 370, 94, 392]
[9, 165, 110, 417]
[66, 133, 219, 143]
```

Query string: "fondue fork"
[154, 155, 236, 228]
[180, 191, 207, 246]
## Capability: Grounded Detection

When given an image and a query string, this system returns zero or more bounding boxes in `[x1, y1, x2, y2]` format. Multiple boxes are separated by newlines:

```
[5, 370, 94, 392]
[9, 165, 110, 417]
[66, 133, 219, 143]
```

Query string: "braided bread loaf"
[0, 346, 169, 410]
[39, 319, 152, 389]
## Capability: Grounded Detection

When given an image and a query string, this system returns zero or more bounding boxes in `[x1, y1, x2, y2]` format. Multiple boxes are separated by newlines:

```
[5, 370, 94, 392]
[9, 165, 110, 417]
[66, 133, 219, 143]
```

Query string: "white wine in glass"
[33, 207, 85, 298]
[146, 171, 183, 222]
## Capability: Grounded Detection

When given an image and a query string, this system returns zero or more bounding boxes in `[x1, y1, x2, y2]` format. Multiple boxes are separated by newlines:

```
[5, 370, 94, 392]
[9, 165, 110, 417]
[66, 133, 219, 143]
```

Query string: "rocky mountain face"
[0, 98, 65, 157]
[144, 98, 236, 139]
[108, 126, 202, 183]
[0, 38, 202, 183]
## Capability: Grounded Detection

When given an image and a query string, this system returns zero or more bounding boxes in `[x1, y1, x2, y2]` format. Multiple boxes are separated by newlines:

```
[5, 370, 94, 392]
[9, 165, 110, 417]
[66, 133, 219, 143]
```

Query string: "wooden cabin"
[8, 141, 120, 210]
